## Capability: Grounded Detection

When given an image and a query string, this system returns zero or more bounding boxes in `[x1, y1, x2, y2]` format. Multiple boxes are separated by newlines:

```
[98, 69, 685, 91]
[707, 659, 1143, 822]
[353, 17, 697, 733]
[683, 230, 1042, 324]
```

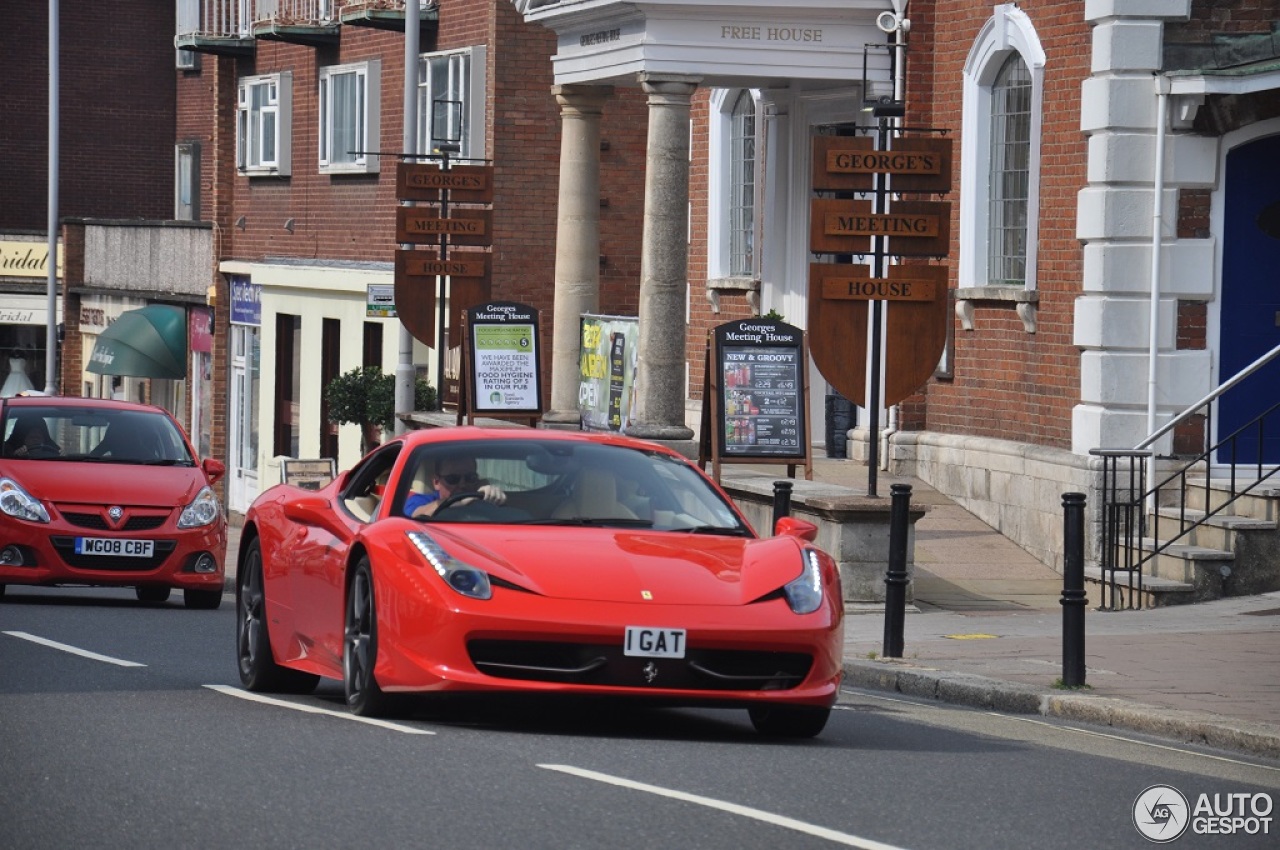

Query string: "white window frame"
[237, 72, 292, 176]
[416, 46, 488, 160]
[707, 88, 762, 282]
[319, 60, 381, 174]
[175, 141, 200, 221]
[958, 3, 1044, 290]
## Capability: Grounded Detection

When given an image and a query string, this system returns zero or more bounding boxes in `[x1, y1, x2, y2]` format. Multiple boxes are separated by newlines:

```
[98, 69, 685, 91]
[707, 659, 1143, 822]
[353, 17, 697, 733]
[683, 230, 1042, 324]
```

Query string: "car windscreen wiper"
[527, 517, 655, 528]
[671, 525, 752, 536]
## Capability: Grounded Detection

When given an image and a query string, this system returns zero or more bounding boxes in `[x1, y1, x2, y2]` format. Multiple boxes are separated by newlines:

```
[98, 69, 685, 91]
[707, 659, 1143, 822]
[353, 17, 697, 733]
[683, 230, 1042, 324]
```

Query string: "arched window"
[729, 89, 757, 276]
[988, 54, 1032, 286]
[959, 4, 1045, 292]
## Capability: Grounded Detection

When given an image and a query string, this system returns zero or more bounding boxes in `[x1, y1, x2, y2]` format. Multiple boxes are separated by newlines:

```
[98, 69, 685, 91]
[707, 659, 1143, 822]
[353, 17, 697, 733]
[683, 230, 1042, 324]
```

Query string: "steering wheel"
[432, 490, 483, 515]
[23, 443, 61, 459]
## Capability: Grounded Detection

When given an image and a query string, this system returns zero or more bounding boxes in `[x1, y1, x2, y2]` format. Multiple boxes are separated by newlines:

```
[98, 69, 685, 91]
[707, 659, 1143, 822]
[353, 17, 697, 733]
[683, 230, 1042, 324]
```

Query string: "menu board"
[714, 319, 807, 458]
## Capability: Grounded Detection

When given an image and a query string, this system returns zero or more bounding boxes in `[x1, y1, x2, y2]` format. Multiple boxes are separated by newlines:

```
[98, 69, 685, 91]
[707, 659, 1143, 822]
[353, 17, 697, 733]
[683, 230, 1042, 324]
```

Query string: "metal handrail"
[1137, 342, 1280, 451]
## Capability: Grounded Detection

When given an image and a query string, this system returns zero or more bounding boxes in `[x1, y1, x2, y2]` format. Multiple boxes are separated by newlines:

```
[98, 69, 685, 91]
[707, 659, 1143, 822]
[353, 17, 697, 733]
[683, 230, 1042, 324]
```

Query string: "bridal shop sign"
[0, 241, 63, 278]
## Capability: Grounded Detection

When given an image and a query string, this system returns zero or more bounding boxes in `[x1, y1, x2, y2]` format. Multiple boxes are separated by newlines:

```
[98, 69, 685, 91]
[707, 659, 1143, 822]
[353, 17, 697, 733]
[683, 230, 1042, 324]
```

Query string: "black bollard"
[882, 483, 912, 658]
[771, 480, 793, 532]
[1061, 492, 1087, 687]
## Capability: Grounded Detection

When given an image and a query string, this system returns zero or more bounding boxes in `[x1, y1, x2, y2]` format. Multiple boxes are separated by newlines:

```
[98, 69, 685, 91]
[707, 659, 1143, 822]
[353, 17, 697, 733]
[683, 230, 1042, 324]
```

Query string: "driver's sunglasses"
[439, 471, 480, 486]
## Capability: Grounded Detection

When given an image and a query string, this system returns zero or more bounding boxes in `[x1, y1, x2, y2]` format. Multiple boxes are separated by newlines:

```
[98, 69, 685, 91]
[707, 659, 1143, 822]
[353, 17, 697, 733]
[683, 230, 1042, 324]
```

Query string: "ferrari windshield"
[396, 438, 751, 534]
[0, 405, 195, 465]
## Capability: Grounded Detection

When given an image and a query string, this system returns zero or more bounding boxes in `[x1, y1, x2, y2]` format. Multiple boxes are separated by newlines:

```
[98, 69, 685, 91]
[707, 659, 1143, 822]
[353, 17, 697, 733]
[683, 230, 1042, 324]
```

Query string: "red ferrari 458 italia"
[0, 395, 227, 608]
[238, 428, 844, 737]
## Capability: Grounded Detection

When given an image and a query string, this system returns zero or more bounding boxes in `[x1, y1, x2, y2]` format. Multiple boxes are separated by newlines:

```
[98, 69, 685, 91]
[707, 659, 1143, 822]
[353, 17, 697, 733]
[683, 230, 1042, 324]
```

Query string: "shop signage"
[230, 277, 262, 326]
[578, 314, 638, 433]
[396, 163, 493, 204]
[698, 318, 812, 481]
[466, 302, 541, 415]
[0, 240, 63, 278]
[366, 284, 396, 318]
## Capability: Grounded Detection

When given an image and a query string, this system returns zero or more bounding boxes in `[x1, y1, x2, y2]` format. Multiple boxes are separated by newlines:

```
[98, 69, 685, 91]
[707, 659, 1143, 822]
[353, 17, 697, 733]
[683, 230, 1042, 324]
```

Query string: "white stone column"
[630, 73, 700, 441]
[546, 84, 613, 425]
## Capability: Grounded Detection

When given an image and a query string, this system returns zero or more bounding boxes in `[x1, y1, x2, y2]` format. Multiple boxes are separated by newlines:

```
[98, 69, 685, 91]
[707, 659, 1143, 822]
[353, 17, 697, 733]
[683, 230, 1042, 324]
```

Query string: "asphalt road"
[2, 586, 1278, 850]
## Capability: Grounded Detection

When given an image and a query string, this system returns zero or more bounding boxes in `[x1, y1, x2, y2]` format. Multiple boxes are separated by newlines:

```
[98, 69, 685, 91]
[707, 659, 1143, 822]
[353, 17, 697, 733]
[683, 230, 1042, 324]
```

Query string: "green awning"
[87, 304, 187, 380]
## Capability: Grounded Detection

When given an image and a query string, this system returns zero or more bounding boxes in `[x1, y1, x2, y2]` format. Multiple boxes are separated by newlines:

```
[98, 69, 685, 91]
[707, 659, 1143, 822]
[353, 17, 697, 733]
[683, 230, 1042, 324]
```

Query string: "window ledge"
[706, 277, 761, 314]
[954, 286, 1038, 333]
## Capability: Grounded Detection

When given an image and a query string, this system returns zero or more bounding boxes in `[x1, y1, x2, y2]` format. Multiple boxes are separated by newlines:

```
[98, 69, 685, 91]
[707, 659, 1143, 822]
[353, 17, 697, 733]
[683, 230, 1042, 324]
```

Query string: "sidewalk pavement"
[796, 456, 1280, 761]
[223, 455, 1280, 760]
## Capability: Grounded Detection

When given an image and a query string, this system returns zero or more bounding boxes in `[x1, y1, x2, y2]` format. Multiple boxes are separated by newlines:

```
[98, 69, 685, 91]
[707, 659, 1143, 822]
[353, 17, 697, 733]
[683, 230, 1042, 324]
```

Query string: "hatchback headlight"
[178, 486, 221, 529]
[407, 530, 492, 600]
[0, 477, 50, 523]
[783, 549, 825, 615]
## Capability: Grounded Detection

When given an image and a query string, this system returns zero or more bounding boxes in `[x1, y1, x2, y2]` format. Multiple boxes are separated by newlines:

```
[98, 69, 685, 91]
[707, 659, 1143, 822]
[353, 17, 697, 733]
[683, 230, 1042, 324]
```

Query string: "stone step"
[1084, 565, 1197, 609]
[1151, 507, 1278, 551]
[1181, 476, 1280, 522]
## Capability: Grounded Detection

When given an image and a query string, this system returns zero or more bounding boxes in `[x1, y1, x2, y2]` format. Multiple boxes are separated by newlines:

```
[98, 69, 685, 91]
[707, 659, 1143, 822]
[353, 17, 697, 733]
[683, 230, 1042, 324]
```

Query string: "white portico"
[510, 0, 897, 438]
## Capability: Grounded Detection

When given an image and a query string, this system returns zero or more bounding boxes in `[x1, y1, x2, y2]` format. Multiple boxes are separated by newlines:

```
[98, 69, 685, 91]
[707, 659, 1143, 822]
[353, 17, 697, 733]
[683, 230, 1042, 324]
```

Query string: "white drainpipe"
[1147, 74, 1170, 503]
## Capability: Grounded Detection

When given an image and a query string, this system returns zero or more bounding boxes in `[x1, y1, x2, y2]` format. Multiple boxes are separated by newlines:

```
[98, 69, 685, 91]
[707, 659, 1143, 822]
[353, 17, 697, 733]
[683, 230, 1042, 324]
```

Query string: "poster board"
[699, 319, 812, 482]
[457, 302, 542, 425]
[282, 458, 337, 491]
[578, 314, 639, 432]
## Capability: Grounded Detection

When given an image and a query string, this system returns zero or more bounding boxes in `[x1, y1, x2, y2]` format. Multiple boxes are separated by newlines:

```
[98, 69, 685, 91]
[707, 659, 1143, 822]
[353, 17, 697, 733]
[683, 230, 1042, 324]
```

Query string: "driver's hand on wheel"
[477, 484, 506, 505]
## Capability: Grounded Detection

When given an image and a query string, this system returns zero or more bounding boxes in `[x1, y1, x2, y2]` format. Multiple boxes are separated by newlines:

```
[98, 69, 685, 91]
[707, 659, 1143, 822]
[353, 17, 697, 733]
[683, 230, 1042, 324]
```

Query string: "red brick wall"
[901, 0, 1092, 449]
[1167, 0, 1275, 39]
[1, 4, 176, 230]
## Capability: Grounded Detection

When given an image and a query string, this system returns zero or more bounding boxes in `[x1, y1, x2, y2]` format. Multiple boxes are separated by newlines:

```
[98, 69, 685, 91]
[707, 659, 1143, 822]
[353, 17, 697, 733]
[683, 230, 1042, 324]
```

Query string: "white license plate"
[623, 626, 687, 658]
[74, 537, 155, 558]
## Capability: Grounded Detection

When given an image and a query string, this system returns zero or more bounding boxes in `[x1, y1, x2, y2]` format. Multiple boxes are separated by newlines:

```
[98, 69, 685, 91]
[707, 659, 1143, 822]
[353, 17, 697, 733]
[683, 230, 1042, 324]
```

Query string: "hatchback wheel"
[135, 585, 171, 604]
[237, 537, 318, 694]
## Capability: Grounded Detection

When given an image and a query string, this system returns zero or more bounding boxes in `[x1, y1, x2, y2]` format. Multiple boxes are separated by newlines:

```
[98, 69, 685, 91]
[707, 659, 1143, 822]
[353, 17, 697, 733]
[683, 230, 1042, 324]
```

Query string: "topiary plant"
[324, 366, 437, 453]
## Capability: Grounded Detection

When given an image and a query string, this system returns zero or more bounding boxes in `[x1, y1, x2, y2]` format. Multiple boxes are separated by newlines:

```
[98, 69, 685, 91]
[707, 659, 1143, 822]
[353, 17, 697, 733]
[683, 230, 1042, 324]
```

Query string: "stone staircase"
[1088, 478, 1280, 609]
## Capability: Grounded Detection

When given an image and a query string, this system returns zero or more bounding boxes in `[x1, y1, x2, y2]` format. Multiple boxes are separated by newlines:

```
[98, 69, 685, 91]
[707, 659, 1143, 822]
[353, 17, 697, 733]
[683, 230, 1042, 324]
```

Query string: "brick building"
[157, 1, 1280, 571]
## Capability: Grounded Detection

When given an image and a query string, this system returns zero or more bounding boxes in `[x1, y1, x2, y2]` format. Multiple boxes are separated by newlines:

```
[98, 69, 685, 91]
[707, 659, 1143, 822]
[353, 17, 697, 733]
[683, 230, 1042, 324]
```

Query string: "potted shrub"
[324, 366, 437, 454]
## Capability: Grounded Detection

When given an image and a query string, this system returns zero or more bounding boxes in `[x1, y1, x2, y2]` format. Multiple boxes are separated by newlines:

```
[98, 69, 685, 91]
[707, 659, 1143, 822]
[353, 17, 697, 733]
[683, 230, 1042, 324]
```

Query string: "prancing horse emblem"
[642, 662, 659, 684]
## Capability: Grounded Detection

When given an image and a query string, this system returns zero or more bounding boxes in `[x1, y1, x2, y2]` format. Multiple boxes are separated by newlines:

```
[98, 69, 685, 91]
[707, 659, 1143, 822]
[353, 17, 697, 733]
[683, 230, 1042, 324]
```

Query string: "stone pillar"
[546, 84, 613, 426]
[630, 73, 700, 441]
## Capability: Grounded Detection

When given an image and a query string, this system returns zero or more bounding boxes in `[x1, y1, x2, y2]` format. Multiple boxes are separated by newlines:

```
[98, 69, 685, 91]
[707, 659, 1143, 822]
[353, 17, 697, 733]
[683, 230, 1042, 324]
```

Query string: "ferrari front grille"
[467, 640, 812, 691]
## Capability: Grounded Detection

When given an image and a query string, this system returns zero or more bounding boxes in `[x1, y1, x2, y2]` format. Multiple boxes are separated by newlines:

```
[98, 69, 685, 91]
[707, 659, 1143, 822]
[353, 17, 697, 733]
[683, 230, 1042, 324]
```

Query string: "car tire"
[135, 585, 172, 603]
[237, 537, 319, 694]
[183, 588, 223, 610]
[0, 584, 6, 601]
[748, 704, 831, 739]
[344, 556, 397, 717]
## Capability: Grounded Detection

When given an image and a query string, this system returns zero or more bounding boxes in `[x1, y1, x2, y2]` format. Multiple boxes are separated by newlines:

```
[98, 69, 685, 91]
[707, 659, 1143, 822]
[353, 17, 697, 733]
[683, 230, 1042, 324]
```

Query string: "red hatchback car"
[0, 396, 227, 608]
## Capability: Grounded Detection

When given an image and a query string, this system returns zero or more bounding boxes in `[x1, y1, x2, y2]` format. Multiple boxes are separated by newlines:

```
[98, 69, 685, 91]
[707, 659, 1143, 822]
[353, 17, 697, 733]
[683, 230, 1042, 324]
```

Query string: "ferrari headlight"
[0, 477, 50, 523]
[783, 549, 825, 615]
[178, 486, 221, 529]
[407, 530, 492, 600]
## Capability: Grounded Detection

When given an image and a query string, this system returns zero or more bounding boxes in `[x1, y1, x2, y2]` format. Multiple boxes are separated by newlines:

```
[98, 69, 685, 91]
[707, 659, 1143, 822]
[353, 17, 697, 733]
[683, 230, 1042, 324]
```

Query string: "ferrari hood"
[12, 463, 207, 510]
[428, 526, 808, 606]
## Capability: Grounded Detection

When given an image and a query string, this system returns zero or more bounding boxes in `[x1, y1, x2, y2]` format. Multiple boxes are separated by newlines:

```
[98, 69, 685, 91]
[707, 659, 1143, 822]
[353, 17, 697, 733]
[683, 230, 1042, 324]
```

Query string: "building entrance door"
[1220, 133, 1280, 464]
[228, 324, 261, 512]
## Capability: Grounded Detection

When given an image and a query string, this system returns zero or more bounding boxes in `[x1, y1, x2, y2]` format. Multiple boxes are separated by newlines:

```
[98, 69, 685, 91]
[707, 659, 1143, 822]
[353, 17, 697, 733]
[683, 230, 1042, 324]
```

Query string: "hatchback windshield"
[0, 406, 195, 465]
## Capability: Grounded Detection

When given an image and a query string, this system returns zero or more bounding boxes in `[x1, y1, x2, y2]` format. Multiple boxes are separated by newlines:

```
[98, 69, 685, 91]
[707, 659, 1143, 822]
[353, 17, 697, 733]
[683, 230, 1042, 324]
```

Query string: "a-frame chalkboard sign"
[455, 301, 543, 428]
[698, 318, 813, 482]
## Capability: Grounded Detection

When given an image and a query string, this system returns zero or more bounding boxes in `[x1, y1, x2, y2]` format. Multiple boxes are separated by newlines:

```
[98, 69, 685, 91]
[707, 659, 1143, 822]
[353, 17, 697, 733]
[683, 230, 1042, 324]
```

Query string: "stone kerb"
[718, 469, 926, 608]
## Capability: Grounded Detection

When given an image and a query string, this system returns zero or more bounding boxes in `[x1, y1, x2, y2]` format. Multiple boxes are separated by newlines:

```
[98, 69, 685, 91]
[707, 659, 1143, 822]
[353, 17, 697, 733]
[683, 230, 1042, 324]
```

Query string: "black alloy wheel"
[344, 556, 396, 717]
[748, 704, 831, 739]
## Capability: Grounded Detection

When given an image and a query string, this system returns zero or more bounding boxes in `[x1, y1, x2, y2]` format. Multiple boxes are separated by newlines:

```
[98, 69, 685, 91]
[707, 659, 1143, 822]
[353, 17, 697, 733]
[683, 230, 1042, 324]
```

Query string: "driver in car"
[4, 417, 60, 458]
[405, 455, 506, 518]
